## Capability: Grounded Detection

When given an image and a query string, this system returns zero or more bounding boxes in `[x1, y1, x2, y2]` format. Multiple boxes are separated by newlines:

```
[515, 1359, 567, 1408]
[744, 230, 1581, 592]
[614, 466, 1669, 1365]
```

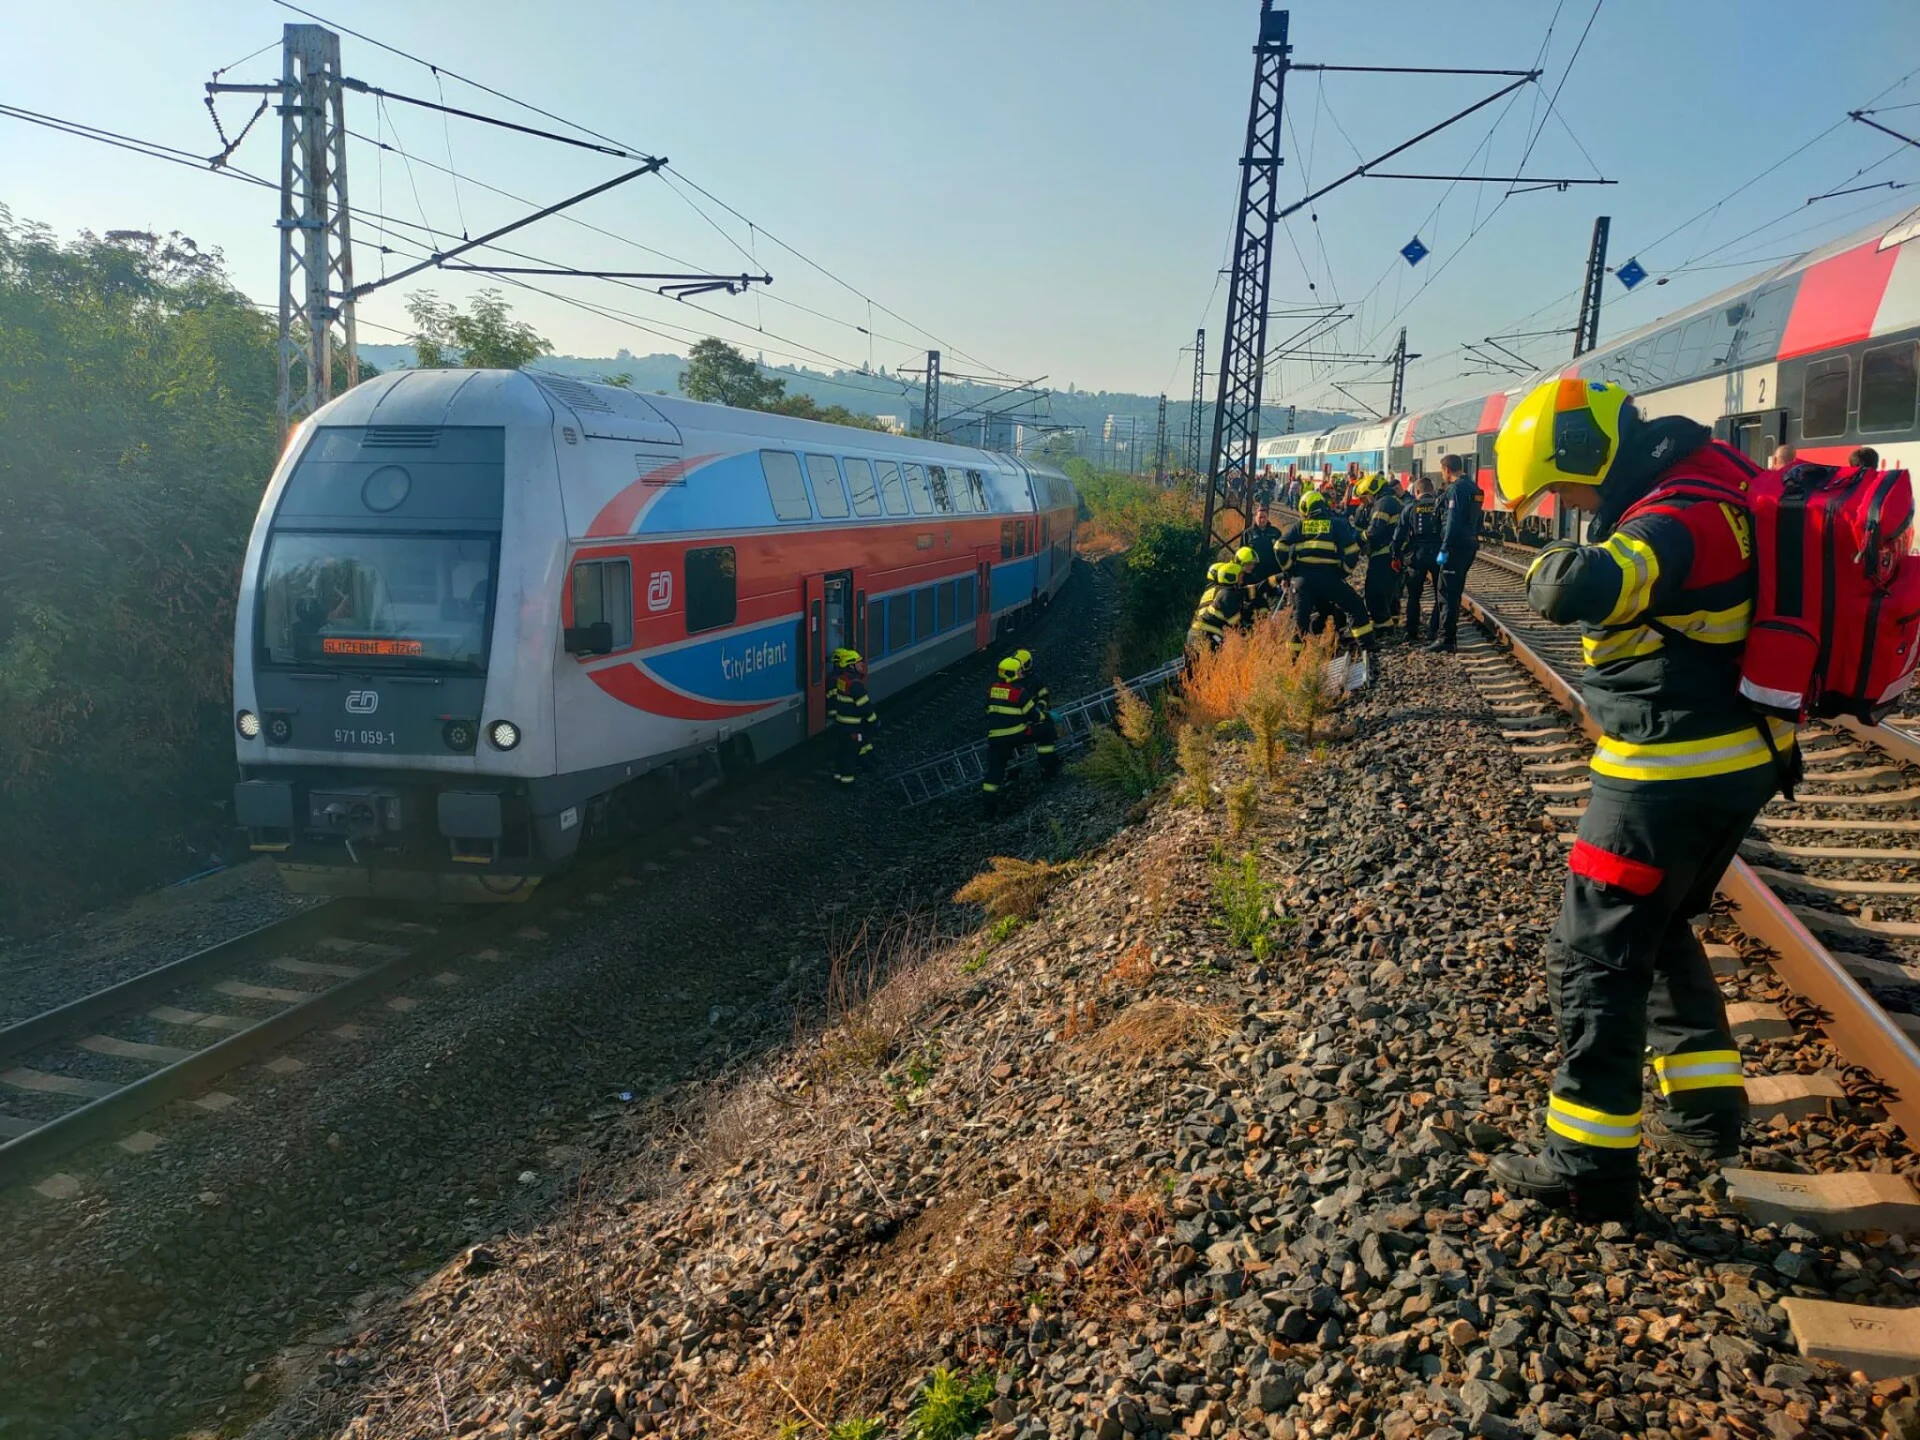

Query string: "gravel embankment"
[0, 561, 1139, 1440]
[232, 641, 1918, 1440]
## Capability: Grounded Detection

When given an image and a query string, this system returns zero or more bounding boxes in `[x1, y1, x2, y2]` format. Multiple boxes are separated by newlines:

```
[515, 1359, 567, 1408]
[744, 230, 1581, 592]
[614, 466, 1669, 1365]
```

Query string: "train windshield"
[258, 531, 496, 673]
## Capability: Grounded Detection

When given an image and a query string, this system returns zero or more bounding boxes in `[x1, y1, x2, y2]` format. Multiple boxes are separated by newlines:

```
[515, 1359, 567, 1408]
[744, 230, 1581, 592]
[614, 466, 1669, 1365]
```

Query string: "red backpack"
[1737, 463, 1920, 724]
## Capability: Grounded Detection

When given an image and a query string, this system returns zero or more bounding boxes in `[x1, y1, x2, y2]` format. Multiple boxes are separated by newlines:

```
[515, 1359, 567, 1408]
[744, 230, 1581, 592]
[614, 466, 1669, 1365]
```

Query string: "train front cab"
[231, 374, 576, 902]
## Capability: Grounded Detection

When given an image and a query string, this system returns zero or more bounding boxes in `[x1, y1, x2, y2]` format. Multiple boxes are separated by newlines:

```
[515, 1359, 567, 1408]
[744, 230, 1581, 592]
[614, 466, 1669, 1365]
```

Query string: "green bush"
[1211, 848, 1275, 960]
[905, 1368, 995, 1440]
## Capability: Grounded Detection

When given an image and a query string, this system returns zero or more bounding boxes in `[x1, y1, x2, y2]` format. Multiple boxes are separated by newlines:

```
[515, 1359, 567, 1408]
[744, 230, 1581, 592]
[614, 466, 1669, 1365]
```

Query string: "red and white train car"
[1372, 207, 1920, 539]
[230, 369, 1078, 899]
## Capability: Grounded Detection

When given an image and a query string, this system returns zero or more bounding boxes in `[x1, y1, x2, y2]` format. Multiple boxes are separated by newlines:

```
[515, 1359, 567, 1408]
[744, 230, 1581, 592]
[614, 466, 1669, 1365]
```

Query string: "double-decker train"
[230, 371, 1077, 900]
[1260, 206, 1920, 540]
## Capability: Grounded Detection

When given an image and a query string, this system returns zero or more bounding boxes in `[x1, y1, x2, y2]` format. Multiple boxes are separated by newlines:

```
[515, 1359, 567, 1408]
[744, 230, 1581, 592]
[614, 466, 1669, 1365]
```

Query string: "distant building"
[870, 414, 907, 434]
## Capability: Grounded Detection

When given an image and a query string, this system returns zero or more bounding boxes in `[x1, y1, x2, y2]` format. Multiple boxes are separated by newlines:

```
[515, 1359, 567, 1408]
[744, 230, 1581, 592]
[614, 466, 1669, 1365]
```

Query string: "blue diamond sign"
[1616, 257, 1647, 290]
[1400, 235, 1429, 267]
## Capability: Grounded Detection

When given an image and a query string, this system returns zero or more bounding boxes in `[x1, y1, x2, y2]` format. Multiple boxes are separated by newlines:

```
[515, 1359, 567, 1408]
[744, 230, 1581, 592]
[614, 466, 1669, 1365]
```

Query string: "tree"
[405, 287, 552, 370]
[679, 336, 785, 409]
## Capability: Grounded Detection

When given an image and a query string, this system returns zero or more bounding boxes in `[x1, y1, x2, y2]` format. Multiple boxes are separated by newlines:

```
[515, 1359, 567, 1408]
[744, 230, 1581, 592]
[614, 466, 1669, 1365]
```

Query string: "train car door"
[802, 570, 854, 736]
[1718, 409, 1789, 466]
[974, 549, 995, 648]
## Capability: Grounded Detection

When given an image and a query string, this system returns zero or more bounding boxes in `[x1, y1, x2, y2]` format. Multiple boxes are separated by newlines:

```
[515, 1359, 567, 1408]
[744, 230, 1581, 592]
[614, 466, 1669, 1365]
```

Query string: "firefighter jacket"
[1365, 490, 1405, 559]
[1395, 492, 1442, 560]
[1023, 666, 1053, 714]
[986, 678, 1038, 740]
[1189, 582, 1244, 638]
[1524, 418, 1794, 783]
[1237, 521, 1283, 582]
[1437, 475, 1482, 553]
[827, 675, 875, 730]
[1275, 512, 1361, 575]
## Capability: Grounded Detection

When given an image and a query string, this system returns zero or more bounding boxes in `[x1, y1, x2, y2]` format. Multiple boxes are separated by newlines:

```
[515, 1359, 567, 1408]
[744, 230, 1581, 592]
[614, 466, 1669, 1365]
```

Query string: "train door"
[1720, 409, 1789, 466]
[974, 549, 995, 648]
[801, 570, 854, 735]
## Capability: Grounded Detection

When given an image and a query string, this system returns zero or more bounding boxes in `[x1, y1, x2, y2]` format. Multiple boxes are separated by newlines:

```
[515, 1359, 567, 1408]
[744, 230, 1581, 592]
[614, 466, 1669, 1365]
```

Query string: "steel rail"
[0, 901, 353, 1065]
[1461, 585, 1920, 1142]
[0, 910, 493, 1189]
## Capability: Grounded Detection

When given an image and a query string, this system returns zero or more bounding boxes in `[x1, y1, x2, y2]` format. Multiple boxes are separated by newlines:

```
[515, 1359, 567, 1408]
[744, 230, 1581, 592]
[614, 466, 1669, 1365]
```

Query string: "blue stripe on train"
[642, 616, 802, 703]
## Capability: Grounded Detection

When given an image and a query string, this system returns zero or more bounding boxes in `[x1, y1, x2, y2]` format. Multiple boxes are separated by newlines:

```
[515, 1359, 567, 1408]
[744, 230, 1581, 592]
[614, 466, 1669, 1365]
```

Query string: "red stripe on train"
[1777, 241, 1901, 361]
[1476, 392, 1509, 433]
[586, 659, 776, 720]
[585, 455, 721, 539]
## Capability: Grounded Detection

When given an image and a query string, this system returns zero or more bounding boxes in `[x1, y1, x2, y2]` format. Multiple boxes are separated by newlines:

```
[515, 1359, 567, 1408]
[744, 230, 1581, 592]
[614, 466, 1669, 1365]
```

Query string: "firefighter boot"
[1644, 1111, 1741, 1165]
[1488, 1151, 1637, 1224]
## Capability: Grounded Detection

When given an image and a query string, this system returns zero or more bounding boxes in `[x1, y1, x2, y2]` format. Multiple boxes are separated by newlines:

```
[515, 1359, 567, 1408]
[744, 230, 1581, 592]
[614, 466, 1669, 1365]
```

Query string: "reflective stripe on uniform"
[1589, 717, 1797, 783]
[1545, 1094, 1642, 1150]
[1651, 1048, 1744, 1096]
[1598, 532, 1660, 626]
[1583, 600, 1753, 666]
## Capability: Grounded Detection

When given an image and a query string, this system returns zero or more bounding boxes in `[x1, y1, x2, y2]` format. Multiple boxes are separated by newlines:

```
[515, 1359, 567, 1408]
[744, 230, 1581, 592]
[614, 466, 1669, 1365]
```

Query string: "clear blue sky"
[5, 0, 1919, 413]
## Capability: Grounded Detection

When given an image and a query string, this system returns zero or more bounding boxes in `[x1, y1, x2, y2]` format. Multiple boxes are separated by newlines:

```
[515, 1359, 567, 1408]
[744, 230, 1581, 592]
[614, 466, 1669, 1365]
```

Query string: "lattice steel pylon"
[275, 23, 358, 432]
[1573, 215, 1610, 358]
[921, 349, 941, 438]
[1154, 393, 1168, 485]
[1187, 327, 1206, 470]
[1200, 3, 1290, 555]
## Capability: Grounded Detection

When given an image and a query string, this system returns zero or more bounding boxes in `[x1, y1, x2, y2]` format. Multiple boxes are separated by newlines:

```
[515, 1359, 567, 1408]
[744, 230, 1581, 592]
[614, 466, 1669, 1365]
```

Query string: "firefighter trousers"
[1288, 568, 1374, 649]
[831, 726, 866, 786]
[1435, 549, 1475, 647]
[982, 733, 1024, 814]
[1403, 551, 1441, 638]
[1363, 555, 1401, 627]
[1542, 764, 1777, 1181]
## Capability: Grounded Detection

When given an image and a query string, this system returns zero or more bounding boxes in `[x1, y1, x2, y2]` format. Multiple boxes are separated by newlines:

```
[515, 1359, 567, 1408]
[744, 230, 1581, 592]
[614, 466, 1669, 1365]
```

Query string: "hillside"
[355, 343, 1351, 453]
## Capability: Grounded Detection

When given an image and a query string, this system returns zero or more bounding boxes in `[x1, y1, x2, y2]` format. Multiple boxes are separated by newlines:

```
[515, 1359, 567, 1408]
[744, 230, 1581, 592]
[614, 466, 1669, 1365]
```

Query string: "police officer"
[1187, 560, 1245, 651]
[1485, 378, 1797, 1223]
[982, 655, 1043, 818]
[1362, 473, 1406, 634]
[1014, 648, 1061, 774]
[1239, 501, 1283, 590]
[825, 648, 877, 786]
[1427, 453, 1482, 653]
[1275, 492, 1375, 653]
[1397, 475, 1444, 641]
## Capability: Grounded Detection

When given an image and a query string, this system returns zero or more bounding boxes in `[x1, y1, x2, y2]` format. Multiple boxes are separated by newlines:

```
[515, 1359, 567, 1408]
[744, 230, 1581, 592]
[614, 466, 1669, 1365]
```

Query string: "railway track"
[1459, 547, 1920, 1138]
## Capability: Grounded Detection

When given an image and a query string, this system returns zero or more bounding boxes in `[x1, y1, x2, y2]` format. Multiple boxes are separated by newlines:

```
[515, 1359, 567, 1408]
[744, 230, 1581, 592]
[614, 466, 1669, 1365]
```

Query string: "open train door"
[800, 570, 853, 736]
[974, 548, 995, 649]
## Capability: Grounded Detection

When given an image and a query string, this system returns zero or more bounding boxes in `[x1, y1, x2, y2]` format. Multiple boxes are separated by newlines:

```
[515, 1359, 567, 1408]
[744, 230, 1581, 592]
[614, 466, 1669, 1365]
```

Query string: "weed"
[953, 856, 1079, 922]
[905, 1367, 995, 1440]
[1104, 941, 1153, 988]
[1175, 725, 1213, 809]
[886, 1039, 943, 1110]
[501, 1170, 602, 1376]
[1211, 848, 1274, 959]
[1078, 677, 1170, 799]
[827, 1422, 887, 1440]
[1226, 779, 1258, 839]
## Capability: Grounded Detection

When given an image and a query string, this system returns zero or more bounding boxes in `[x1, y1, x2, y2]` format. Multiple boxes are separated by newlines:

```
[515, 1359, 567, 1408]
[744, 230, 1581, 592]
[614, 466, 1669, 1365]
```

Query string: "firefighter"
[1187, 560, 1245, 651]
[1014, 648, 1062, 774]
[1235, 546, 1277, 618]
[1275, 492, 1375, 653]
[1396, 475, 1444, 641]
[982, 655, 1039, 818]
[825, 648, 877, 786]
[1484, 377, 1798, 1224]
[1362, 473, 1406, 634]
[1427, 453, 1483, 653]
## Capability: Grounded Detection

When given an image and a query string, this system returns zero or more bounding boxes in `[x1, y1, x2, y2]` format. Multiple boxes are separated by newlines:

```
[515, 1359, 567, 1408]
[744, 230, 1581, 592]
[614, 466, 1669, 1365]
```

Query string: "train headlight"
[443, 718, 477, 753]
[487, 720, 521, 751]
[265, 713, 293, 746]
[236, 709, 261, 739]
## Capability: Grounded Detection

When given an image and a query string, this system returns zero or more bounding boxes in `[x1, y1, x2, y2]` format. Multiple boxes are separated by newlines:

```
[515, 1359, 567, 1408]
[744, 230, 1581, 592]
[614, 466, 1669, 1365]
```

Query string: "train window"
[967, 470, 989, 510]
[914, 586, 935, 639]
[1648, 326, 1683, 388]
[957, 575, 976, 624]
[867, 603, 884, 662]
[1728, 281, 1795, 367]
[1675, 314, 1715, 381]
[874, 459, 908, 514]
[842, 457, 882, 517]
[1862, 341, 1919, 433]
[805, 454, 850, 519]
[761, 451, 812, 521]
[936, 581, 955, 632]
[928, 465, 955, 513]
[684, 546, 736, 634]
[947, 466, 974, 512]
[888, 593, 912, 650]
[569, 558, 633, 651]
[1802, 356, 1851, 439]
[903, 462, 934, 514]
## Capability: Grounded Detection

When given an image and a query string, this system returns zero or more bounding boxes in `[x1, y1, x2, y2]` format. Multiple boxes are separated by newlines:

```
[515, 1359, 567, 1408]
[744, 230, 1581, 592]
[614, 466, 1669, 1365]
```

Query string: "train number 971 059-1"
[334, 728, 398, 747]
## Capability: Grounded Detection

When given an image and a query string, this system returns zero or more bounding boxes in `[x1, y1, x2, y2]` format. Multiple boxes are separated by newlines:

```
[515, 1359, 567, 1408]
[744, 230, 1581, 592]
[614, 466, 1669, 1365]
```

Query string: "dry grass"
[1104, 941, 1154, 989]
[1077, 997, 1235, 1069]
[500, 1171, 604, 1376]
[725, 1195, 1016, 1436]
[812, 917, 958, 1081]
[953, 856, 1079, 922]
[1182, 621, 1341, 749]
[1175, 725, 1214, 809]
[1115, 679, 1157, 750]
[1028, 1187, 1171, 1311]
